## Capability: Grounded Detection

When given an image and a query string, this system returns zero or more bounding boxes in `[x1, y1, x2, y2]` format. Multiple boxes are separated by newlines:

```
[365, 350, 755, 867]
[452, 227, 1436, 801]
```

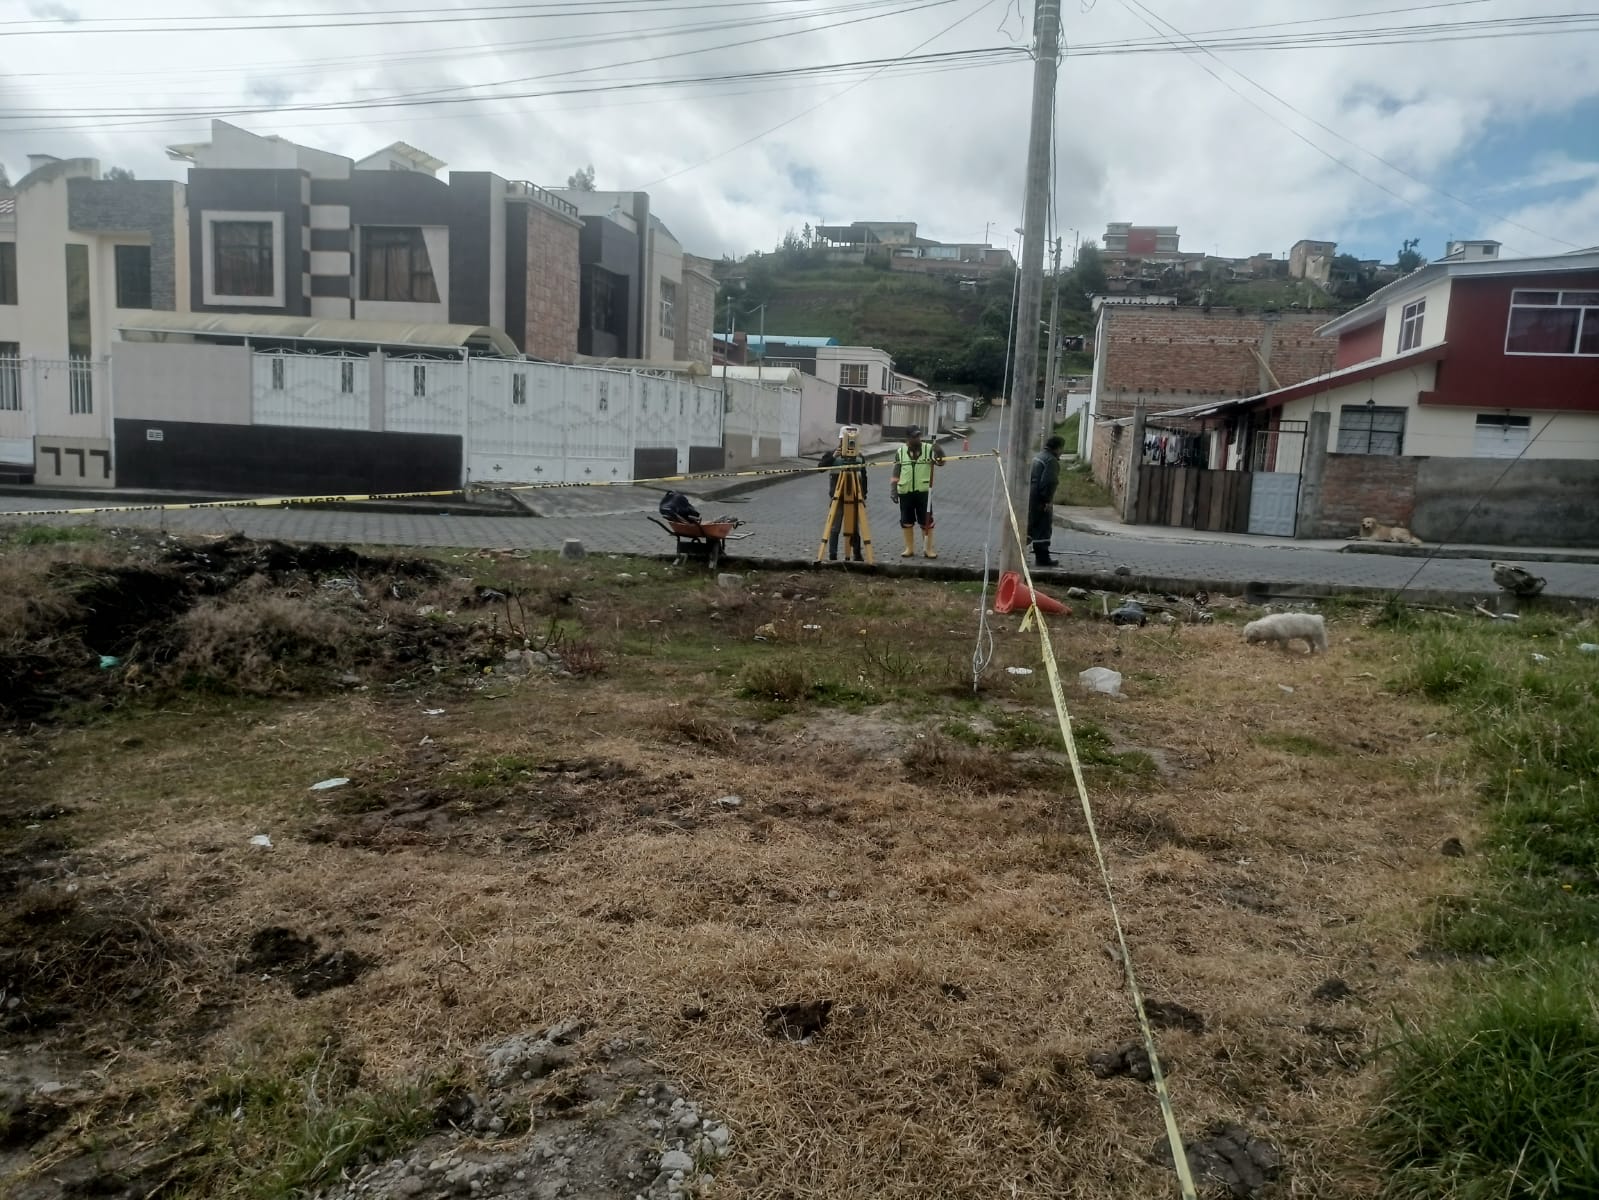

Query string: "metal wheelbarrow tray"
[646, 516, 751, 569]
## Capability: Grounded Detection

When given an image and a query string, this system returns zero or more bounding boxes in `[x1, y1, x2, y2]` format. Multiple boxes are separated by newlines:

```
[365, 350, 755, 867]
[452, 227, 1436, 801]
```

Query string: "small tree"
[566, 164, 596, 191]
[1397, 237, 1426, 274]
[1072, 241, 1108, 299]
[105, 166, 136, 181]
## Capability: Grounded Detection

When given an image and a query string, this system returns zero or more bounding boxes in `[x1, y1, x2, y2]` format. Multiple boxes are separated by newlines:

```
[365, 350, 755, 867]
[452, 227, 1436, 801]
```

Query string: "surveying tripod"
[815, 463, 873, 564]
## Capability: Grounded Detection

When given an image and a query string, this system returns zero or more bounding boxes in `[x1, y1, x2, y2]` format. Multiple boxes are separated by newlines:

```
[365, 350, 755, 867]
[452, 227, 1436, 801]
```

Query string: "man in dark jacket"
[1028, 435, 1066, 567]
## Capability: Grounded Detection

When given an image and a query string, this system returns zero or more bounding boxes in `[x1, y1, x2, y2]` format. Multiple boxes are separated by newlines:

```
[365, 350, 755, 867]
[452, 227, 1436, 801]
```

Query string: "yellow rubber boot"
[922, 529, 938, 559]
[900, 527, 916, 557]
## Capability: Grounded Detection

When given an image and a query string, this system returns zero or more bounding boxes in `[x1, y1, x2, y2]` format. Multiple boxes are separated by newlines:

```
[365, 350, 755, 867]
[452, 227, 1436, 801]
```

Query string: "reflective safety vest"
[895, 444, 937, 493]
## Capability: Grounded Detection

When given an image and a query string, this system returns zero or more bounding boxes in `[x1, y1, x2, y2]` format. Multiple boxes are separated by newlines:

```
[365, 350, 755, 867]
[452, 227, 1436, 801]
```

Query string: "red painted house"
[1151, 242, 1599, 545]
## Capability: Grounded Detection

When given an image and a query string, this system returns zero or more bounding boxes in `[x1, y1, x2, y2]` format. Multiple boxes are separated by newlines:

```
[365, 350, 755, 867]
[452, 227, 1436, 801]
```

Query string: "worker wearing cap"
[890, 425, 945, 559]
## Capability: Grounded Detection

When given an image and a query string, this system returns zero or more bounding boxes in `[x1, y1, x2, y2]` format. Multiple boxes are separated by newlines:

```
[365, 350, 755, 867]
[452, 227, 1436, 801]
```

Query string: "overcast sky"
[3, 0, 1596, 267]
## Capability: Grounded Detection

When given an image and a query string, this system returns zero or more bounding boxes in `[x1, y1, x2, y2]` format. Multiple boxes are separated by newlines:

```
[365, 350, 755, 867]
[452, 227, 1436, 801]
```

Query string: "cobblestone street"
[5, 421, 1598, 600]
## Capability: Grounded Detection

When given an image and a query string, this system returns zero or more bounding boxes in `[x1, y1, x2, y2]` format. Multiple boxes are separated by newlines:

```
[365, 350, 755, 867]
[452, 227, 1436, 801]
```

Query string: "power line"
[0, 49, 1029, 133]
[1111, 0, 1534, 251]
[629, 0, 1002, 189]
[1118, 0, 1580, 251]
[0, 0, 873, 34]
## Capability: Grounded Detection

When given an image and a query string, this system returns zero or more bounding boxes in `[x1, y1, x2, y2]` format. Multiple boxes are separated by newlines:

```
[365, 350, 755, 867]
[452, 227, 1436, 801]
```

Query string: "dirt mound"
[2, 534, 497, 723]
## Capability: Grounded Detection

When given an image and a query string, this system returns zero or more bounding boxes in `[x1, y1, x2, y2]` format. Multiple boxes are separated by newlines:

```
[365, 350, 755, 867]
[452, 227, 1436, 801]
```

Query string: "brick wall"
[1098, 308, 1337, 415]
[1090, 418, 1134, 511]
[1312, 453, 1420, 536]
[525, 205, 580, 362]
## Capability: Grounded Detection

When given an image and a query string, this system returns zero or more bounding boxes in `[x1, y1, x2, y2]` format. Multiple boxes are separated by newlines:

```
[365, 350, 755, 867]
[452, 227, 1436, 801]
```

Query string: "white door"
[1248, 473, 1300, 536]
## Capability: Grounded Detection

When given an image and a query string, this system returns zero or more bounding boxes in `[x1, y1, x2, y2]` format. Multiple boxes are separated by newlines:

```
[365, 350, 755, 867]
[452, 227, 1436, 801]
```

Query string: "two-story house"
[167, 120, 583, 361]
[0, 155, 188, 486]
[1180, 240, 1599, 545]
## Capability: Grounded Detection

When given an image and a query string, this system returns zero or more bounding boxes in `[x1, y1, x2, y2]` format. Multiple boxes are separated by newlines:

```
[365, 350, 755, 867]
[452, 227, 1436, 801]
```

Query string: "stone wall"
[525, 205, 580, 362]
[67, 178, 182, 310]
[677, 256, 717, 368]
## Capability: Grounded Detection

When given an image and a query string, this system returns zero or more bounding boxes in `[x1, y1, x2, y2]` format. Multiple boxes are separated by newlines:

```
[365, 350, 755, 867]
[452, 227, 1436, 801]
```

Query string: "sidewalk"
[1056, 507, 1599, 565]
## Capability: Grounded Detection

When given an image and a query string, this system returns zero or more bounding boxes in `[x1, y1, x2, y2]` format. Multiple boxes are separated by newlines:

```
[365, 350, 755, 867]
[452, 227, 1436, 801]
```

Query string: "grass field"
[2, 529, 1594, 1199]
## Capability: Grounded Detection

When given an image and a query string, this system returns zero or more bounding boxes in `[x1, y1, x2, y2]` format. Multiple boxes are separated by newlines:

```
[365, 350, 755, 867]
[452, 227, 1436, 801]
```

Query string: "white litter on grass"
[1079, 667, 1124, 697]
[309, 777, 350, 791]
[1006, 667, 1033, 676]
[1580, 644, 1599, 654]
[423, 708, 446, 716]
[1531, 653, 1551, 664]
[1279, 685, 1295, 695]
[802, 624, 822, 632]
[249, 834, 272, 848]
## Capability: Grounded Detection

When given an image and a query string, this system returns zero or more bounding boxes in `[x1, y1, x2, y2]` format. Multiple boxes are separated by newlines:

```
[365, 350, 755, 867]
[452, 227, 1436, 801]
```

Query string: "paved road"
[4, 422, 1598, 600]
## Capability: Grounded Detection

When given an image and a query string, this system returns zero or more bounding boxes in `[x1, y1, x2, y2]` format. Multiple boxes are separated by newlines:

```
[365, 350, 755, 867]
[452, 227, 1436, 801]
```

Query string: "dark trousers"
[899, 491, 931, 529]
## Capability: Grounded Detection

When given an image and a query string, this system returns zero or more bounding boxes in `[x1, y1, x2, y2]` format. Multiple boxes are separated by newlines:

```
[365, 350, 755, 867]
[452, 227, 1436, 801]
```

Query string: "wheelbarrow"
[646, 515, 750, 569]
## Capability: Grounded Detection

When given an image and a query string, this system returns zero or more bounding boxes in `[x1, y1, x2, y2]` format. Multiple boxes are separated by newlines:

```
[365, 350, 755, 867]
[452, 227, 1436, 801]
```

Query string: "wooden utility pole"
[1042, 236, 1064, 432]
[998, 0, 1062, 577]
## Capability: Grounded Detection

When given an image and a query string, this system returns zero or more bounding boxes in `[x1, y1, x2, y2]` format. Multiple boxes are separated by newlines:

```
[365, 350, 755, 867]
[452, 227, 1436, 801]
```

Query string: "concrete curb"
[650, 554, 1594, 609]
[1339, 543, 1599, 565]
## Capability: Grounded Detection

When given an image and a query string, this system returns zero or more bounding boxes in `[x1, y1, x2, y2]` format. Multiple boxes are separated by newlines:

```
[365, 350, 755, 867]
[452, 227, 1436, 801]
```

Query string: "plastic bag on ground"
[1079, 667, 1123, 697]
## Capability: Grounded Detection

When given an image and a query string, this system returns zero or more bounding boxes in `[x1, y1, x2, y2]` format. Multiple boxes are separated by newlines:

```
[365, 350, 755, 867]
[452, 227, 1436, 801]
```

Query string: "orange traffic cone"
[995, 570, 1070, 616]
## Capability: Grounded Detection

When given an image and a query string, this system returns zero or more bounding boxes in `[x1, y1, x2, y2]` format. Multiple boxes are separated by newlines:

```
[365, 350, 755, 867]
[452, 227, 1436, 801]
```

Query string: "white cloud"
[3, 0, 1597, 263]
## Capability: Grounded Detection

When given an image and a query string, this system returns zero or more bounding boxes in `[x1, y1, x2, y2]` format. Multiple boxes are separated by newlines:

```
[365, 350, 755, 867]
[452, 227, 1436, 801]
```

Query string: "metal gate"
[1246, 420, 1305, 536]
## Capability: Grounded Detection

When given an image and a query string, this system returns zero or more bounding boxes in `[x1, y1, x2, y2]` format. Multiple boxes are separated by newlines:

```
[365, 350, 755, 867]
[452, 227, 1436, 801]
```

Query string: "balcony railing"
[507, 181, 580, 217]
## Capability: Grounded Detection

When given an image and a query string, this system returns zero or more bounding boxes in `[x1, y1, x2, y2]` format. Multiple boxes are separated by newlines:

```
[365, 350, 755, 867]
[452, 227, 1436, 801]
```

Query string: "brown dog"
[1359, 516, 1422, 545]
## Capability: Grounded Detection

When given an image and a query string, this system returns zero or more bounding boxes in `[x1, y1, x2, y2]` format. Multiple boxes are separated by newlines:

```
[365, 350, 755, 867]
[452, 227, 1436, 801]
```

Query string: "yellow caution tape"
[993, 455, 1199, 1200]
[0, 453, 991, 519]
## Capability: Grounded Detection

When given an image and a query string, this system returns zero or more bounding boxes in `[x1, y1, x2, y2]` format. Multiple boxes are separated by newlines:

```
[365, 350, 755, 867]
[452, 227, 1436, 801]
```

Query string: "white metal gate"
[253, 351, 371, 430]
[1246, 421, 1306, 537]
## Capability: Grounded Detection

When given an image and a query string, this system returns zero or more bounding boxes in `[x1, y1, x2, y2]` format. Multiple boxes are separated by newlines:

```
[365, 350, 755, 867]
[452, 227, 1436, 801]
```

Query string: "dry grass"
[1, 548, 1477, 1199]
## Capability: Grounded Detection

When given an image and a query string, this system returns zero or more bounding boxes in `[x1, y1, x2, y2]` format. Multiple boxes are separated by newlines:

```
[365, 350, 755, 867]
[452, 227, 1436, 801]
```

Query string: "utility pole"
[723, 295, 734, 411]
[998, 0, 1062, 577]
[1043, 236, 1063, 433]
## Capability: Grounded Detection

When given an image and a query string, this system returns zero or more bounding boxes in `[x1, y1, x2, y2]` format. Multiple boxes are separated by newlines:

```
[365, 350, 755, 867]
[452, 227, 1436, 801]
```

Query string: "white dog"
[1243, 612, 1328, 655]
[1360, 516, 1422, 545]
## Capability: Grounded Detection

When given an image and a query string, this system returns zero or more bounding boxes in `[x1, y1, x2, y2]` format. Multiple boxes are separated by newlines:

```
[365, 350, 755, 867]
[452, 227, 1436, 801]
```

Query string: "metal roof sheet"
[115, 312, 520, 355]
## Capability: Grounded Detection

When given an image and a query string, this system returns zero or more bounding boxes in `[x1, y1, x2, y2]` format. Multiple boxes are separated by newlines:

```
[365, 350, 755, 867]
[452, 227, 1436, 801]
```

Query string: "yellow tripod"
[815, 464, 874, 563]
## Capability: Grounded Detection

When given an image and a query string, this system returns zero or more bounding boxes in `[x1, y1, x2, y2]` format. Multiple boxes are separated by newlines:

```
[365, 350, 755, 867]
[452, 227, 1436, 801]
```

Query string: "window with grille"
[1474, 413, 1531, 458]
[659, 279, 677, 340]
[1505, 289, 1599, 356]
[361, 227, 440, 304]
[1397, 298, 1425, 353]
[412, 364, 427, 398]
[340, 360, 355, 394]
[0, 343, 20, 411]
[271, 358, 285, 390]
[512, 374, 527, 405]
[213, 221, 275, 297]
[1337, 404, 1406, 455]
[839, 363, 870, 388]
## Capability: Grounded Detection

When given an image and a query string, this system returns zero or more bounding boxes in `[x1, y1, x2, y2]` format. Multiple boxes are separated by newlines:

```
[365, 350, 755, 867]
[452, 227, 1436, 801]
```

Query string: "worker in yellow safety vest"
[889, 425, 945, 559]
